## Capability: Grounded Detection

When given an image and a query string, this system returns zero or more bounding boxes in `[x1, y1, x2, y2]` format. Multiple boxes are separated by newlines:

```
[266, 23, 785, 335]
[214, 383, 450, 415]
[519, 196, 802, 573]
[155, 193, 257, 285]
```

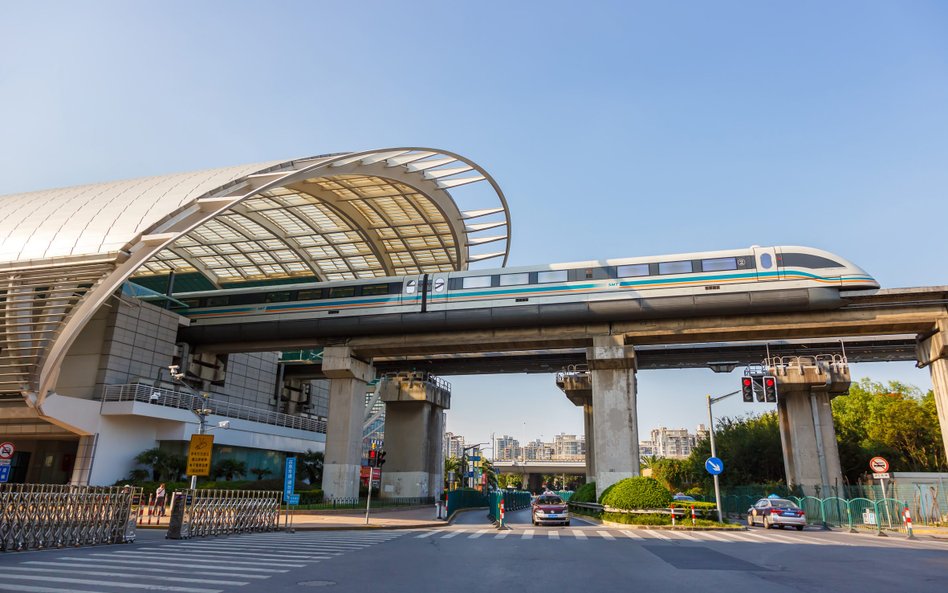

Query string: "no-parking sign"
[0, 442, 14, 460]
[869, 457, 889, 473]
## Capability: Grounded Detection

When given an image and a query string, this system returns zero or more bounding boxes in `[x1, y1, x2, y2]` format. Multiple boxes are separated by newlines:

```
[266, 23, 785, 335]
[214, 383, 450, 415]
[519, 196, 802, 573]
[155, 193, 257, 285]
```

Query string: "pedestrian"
[155, 483, 167, 517]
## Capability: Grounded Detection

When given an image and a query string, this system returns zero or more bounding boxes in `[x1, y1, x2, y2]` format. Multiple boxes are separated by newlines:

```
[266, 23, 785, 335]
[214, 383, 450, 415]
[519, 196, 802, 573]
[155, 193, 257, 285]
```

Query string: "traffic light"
[377, 450, 386, 468]
[764, 376, 778, 402]
[367, 448, 378, 467]
[742, 377, 754, 402]
[754, 376, 765, 402]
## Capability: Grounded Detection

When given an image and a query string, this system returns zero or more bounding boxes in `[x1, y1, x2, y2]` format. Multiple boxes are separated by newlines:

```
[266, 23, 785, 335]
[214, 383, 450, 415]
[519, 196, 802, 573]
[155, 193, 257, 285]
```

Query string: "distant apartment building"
[495, 434, 521, 461]
[552, 433, 585, 460]
[444, 432, 466, 459]
[645, 425, 710, 459]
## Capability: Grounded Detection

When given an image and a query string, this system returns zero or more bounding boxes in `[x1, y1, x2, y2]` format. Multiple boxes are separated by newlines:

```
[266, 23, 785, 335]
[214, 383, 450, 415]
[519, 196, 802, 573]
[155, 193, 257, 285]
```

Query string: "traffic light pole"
[707, 390, 739, 524]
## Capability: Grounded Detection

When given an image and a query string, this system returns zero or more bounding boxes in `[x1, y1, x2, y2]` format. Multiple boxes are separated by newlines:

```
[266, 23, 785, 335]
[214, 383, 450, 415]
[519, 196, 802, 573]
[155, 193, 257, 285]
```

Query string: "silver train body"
[171, 245, 878, 343]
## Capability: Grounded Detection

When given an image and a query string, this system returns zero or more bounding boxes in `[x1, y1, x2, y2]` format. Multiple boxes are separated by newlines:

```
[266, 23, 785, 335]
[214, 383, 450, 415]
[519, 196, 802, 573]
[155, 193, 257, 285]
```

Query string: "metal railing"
[0, 484, 140, 551]
[719, 493, 916, 534]
[488, 490, 531, 522]
[447, 489, 489, 517]
[290, 496, 435, 510]
[101, 383, 327, 433]
[171, 489, 281, 538]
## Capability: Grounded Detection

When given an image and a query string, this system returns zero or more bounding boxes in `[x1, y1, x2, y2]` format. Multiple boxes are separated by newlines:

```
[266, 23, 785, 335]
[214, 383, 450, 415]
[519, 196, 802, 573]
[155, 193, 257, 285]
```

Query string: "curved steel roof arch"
[0, 148, 511, 406]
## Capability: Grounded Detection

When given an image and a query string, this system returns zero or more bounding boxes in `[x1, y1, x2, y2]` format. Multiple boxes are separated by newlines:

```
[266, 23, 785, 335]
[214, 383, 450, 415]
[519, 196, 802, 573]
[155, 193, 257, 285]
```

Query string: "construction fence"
[167, 489, 282, 539]
[0, 484, 140, 552]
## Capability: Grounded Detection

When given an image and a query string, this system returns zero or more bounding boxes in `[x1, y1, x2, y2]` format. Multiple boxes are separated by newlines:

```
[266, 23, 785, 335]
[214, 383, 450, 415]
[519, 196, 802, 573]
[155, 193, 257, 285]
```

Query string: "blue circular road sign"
[705, 457, 724, 475]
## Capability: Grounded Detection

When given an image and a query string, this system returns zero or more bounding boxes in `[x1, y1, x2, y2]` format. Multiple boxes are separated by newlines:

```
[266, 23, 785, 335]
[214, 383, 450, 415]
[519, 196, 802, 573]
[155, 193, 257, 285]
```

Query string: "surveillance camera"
[168, 365, 179, 374]
[217, 420, 231, 429]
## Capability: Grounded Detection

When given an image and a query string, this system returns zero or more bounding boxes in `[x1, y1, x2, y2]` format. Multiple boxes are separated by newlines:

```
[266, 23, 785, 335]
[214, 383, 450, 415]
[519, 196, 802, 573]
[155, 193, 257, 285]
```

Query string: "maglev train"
[169, 245, 878, 342]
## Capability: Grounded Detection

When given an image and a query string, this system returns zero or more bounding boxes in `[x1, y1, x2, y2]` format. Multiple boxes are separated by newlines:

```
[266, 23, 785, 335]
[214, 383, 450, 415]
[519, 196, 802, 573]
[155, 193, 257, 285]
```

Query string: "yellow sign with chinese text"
[186, 434, 214, 476]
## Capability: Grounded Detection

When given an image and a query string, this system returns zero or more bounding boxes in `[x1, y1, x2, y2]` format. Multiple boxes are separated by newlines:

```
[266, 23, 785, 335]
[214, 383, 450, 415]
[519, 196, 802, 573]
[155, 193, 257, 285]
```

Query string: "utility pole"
[707, 390, 740, 523]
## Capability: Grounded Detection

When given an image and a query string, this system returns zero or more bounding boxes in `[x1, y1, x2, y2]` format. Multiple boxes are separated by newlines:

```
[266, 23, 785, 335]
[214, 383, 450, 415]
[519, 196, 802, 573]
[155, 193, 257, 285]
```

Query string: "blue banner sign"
[284, 457, 297, 501]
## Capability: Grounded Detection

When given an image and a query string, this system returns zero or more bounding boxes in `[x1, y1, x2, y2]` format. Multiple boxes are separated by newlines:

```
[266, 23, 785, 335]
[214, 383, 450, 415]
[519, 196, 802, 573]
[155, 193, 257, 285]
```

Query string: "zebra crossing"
[0, 530, 404, 593]
[414, 527, 948, 550]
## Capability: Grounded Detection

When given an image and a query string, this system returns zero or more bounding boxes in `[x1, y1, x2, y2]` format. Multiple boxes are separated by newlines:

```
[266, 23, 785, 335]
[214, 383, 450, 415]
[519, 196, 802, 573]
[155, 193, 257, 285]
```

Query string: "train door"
[402, 276, 423, 310]
[752, 246, 780, 281]
[427, 273, 449, 311]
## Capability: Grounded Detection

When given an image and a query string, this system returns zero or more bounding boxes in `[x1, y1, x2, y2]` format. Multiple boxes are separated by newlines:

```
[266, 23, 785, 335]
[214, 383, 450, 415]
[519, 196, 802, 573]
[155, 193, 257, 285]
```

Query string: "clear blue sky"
[2, 2, 945, 453]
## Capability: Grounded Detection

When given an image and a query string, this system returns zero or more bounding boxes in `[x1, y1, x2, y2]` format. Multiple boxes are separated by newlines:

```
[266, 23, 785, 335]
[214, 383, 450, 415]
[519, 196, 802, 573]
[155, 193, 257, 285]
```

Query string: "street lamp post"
[707, 389, 740, 523]
[166, 365, 226, 489]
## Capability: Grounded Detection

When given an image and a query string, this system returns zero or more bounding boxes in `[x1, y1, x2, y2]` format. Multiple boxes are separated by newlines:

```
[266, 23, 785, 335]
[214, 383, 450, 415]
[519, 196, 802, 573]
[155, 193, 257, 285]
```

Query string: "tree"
[497, 473, 522, 489]
[640, 454, 660, 472]
[444, 456, 461, 490]
[134, 448, 187, 482]
[250, 467, 271, 481]
[299, 450, 324, 485]
[480, 458, 498, 490]
[213, 459, 247, 481]
[685, 412, 785, 489]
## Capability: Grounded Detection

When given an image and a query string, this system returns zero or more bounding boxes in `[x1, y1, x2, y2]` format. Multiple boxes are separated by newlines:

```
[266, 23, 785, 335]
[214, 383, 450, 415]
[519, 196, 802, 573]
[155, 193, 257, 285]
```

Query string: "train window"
[266, 291, 293, 303]
[500, 273, 530, 286]
[361, 284, 390, 296]
[617, 264, 649, 278]
[462, 276, 492, 289]
[658, 260, 693, 275]
[298, 289, 323, 301]
[432, 277, 446, 292]
[180, 299, 201, 308]
[538, 270, 568, 283]
[780, 253, 844, 269]
[702, 257, 738, 272]
[405, 279, 417, 294]
[206, 296, 230, 307]
[760, 253, 773, 269]
[329, 287, 356, 298]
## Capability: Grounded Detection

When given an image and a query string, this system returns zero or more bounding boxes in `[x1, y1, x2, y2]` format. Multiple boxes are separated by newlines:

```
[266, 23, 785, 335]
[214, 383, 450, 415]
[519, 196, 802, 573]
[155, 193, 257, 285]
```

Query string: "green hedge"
[601, 477, 672, 510]
[602, 512, 735, 528]
[571, 482, 597, 503]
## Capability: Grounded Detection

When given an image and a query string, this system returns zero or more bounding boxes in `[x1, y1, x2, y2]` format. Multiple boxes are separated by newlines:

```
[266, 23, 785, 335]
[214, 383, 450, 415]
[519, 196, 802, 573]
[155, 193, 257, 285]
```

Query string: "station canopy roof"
[0, 148, 511, 291]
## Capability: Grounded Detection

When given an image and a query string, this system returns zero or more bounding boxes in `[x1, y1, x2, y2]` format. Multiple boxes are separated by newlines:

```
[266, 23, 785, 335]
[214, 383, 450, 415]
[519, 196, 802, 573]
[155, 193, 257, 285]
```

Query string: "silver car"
[747, 497, 807, 530]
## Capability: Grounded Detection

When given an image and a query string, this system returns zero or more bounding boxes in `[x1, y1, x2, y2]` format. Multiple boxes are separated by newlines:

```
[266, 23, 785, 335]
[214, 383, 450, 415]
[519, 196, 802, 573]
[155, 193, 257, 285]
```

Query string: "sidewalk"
[137, 505, 447, 531]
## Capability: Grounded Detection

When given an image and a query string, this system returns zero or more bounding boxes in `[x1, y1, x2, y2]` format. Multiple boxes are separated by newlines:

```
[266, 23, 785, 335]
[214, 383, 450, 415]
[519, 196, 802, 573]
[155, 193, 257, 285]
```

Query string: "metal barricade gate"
[0, 484, 140, 552]
[168, 489, 281, 539]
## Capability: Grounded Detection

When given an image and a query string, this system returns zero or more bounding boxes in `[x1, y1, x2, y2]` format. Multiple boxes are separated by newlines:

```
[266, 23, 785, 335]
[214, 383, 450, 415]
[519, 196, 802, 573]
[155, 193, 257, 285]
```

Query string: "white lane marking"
[416, 530, 441, 538]
[441, 530, 464, 538]
[171, 542, 356, 551]
[24, 561, 270, 578]
[571, 530, 588, 540]
[766, 533, 830, 546]
[596, 530, 616, 540]
[160, 546, 324, 559]
[63, 556, 288, 572]
[694, 532, 730, 542]
[669, 531, 699, 541]
[0, 585, 110, 593]
[549, 530, 560, 540]
[644, 530, 671, 541]
[469, 529, 491, 539]
[523, 529, 536, 540]
[620, 530, 644, 540]
[495, 531, 510, 539]
[96, 551, 305, 567]
[4, 567, 248, 586]
[0, 573, 221, 593]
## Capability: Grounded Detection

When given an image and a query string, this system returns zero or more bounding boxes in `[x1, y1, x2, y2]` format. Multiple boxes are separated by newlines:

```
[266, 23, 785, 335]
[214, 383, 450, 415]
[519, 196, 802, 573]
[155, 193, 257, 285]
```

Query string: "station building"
[0, 149, 510, 487]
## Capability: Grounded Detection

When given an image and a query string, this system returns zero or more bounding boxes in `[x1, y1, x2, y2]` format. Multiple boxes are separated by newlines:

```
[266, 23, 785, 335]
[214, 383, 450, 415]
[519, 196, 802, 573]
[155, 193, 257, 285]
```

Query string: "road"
[0, 508, 945, 593]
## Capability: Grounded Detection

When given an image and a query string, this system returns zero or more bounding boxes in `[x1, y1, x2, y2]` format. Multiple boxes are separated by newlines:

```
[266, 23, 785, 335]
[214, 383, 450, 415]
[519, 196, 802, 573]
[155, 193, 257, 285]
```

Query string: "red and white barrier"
[903, 506, 915, 539]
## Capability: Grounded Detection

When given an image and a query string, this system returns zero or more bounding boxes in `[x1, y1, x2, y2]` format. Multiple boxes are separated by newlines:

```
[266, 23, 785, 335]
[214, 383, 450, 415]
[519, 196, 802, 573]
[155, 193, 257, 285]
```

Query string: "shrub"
[571, 482, 597, 503]
[600, 477, 672, 510]
[598, 483, 615, 504]
[298, 489, 324, 504]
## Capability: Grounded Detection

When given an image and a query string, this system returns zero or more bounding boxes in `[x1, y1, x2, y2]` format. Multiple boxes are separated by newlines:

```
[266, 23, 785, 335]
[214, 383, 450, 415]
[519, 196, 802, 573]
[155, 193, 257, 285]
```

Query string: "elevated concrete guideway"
[184, 285, 948, 497]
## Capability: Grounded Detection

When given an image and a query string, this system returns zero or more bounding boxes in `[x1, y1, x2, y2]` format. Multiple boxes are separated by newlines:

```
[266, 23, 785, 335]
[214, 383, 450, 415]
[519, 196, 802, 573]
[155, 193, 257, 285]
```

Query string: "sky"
[2, 1, 946, 455]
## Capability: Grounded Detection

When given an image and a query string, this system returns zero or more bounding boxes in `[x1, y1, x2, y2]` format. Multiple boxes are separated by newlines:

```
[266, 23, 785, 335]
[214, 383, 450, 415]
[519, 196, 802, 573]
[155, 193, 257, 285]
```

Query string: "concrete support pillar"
[918, 318, 948, 462]
[378, 372, 450, 499]
[772, 360, 849, 495]
[321, 347, 374, 501]
[587, 335, 639, 498]
[583, 402, 596, 482]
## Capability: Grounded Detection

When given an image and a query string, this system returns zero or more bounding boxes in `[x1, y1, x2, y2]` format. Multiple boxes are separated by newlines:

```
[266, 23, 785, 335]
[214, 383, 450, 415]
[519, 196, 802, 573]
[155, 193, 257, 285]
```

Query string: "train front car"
[775, 246, 879, 290]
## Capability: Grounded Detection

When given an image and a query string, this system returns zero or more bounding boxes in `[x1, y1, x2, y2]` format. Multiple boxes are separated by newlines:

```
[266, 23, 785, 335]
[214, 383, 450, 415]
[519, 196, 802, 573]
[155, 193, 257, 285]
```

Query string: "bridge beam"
[588, 336, 639, 497]
[378, 372, 451, 499]
[772, 359, 850, 495]
[918, 318, 948, 462]
[322, 347, 375, 501]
